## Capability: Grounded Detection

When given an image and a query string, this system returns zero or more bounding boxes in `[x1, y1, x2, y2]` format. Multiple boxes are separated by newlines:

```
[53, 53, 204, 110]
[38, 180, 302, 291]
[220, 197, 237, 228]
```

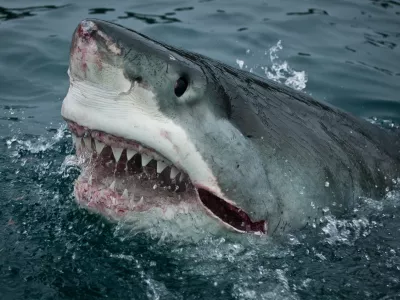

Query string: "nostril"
[135, 76, 143, 83]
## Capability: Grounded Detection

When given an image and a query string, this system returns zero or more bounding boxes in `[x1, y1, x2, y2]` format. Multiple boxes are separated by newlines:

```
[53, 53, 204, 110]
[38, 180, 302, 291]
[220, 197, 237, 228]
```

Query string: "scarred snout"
[69, 20, 129, 92]
[70, 20, 102, 79]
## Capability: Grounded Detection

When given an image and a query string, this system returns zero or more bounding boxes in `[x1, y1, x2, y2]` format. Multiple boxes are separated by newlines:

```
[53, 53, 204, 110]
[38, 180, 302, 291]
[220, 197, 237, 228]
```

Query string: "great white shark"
[61, 19, 400, 236]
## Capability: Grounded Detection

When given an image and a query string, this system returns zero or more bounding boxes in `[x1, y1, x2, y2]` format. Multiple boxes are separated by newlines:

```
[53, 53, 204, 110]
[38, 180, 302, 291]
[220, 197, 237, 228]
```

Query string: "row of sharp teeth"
[87, 173, 145, 209]
[88, 174, 144, 208]
[71, 133, 182, 180]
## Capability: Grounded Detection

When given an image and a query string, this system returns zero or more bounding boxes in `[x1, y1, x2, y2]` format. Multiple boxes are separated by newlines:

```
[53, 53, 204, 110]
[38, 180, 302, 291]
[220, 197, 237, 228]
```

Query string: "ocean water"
[1, 0, 400, 299]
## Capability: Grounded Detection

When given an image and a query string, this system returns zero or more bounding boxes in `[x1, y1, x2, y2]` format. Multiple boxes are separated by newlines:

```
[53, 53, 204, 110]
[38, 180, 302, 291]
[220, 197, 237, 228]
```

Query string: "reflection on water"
[371, 0, 400, 9]
[174, 7, 194, 12]
[88, 8, 115, 15]
[286, 8, 329, 16]
[118, 11, 181, 24]
[0, 5, 67, 22]
[346, 60, 396, 76]
[364, 32, 397, 49]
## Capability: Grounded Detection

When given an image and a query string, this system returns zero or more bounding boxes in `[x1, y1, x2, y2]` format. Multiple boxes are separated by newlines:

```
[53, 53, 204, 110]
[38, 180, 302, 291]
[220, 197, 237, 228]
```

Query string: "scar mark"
[160, 130, 171, 142]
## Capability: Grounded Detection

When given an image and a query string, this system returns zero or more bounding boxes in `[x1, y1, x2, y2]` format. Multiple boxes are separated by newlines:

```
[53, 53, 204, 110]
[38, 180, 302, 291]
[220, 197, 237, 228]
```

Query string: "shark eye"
[174, 77, 188, 97]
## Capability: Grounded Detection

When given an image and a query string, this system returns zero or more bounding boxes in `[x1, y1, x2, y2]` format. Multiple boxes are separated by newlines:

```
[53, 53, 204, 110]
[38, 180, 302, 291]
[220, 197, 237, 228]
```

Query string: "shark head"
[62, 19, 279, 235]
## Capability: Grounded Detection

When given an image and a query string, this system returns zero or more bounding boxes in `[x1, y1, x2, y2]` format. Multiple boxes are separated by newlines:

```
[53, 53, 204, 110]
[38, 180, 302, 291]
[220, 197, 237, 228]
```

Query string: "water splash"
[319, 183, 400, 246]
[367, 117, 400, 130]
[236, 59, 244, 69]
[265, 41, 308, 91]
[6, 123, 68, 155]
[235, 40, 308, 91]
[320, 215, 371, 246]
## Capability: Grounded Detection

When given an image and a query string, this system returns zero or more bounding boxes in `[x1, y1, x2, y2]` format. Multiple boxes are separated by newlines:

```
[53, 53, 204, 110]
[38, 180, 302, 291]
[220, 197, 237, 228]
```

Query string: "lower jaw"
[73, 173, 201, 222]
[72, 169, 265, 235]
[70, 156, 268, 235]
[66, 121, 267, 235]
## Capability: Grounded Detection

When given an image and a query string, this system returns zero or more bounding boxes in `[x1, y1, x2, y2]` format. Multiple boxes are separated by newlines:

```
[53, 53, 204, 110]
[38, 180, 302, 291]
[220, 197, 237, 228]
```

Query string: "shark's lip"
[65, 119, 267, 234]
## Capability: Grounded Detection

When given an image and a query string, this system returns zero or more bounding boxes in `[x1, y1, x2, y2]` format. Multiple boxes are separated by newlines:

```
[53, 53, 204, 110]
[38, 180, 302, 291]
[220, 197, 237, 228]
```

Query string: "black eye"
[174, 77, 188, 97]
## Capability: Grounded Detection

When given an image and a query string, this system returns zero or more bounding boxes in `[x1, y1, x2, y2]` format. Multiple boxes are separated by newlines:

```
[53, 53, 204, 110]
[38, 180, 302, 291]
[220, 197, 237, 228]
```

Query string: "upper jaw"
[61, 78, 223, 198]
[66, 120, 182, 179]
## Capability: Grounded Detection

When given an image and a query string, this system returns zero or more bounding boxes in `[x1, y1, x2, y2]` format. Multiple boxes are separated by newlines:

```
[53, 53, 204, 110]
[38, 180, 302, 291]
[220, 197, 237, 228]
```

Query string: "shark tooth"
[126, 149, 137, 161]
[128, 199, 135, 209]
[95, 140, 105, 154]
[88, 175, 92, 185]
[157, 161, 168, 173]
[122, 189, 129, 199]
[137, 196, 144, 206]
[141, 154, 152, 167]
[75, 137, 82, 151]
[71, 133, 77, 145]
[109, 180, 116, 191]
[112, 147, 123, 162]
[179, 172, 185, 182]
[170, 166, 180, 179]
[83, 137, 92, 149]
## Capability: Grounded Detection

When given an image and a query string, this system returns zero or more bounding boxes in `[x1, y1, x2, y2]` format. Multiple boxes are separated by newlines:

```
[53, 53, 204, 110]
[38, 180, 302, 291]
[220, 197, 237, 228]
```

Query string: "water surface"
[0, 0, 399, 299]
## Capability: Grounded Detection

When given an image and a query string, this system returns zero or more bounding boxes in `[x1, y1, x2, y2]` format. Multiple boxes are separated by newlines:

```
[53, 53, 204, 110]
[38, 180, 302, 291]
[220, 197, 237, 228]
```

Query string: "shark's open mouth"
[67, 121, 266, 234]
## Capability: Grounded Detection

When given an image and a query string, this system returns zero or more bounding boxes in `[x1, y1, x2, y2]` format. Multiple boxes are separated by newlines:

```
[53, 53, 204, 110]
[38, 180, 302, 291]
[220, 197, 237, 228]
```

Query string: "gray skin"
[69, 19, 400, 235]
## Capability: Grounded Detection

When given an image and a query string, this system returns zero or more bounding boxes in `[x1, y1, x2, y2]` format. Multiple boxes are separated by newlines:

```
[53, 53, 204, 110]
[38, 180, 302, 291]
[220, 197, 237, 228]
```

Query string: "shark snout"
[70, 20, 100, 82]
[69, 19, 129, 93]
[70, 20, 101, 77]
[76, 19, 97, 40]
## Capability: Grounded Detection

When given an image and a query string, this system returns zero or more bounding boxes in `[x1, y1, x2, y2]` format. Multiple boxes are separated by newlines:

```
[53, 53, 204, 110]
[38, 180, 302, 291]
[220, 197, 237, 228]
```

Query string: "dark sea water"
[1, 0, 400, 299]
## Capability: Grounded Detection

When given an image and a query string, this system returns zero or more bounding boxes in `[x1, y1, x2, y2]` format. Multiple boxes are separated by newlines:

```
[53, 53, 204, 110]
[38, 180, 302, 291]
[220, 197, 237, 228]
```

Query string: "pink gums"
[75, 181, 129, 217]
[67, 121, 172, 164]
[74, 180, 198, 220]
